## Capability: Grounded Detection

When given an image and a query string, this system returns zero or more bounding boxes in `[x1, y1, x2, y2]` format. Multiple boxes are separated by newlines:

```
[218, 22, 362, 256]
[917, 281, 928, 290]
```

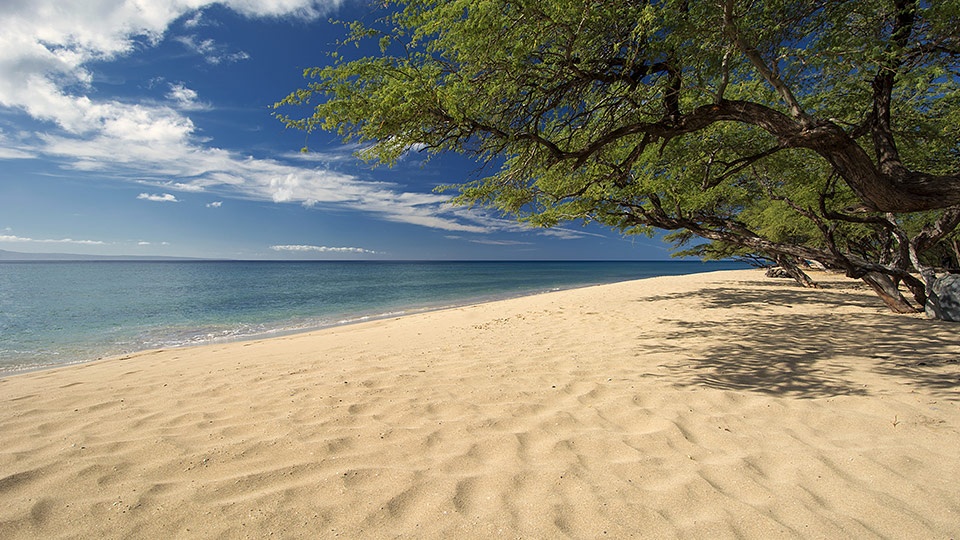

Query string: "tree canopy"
[276, 0, 960, 314]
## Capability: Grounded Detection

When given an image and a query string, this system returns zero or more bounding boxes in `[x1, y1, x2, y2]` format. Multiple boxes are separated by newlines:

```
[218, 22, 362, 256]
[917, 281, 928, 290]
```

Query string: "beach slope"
[1, 269, 958, 538]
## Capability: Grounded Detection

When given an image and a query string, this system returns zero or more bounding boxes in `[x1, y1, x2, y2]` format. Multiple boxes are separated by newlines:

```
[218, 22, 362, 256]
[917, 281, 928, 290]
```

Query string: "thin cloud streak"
[270, 244, 379, 254]
[137, 193, 179, 202]
[173, 35, 250, 65]
[469, 239, 534, 246]
[0, 234, 106, 245]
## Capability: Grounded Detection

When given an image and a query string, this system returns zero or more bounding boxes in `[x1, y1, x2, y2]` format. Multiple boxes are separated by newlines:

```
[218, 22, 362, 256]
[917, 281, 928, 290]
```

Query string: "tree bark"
[775, 255, 819, 288]
[861, 272, 920, 313]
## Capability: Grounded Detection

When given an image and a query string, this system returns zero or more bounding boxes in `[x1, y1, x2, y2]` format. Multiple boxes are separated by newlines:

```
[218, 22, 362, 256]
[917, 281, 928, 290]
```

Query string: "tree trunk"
[861, 272, 919, 314]
[775, 255, 819, 288]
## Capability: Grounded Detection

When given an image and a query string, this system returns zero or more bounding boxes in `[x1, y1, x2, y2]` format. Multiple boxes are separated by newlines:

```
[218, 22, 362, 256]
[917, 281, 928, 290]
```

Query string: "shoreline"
[2, 269, 959, 538]
[2, 273, 657, 379]
[0, 261, 744, 379]
[1, 283, 582, 379]
[1, 260, 744, 376]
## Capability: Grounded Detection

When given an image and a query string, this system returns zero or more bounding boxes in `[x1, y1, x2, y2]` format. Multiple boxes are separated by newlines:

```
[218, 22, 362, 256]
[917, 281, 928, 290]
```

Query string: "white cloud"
[283, 144, 365, 164]
[169, 182, 206, 192]
[183, 11, 206, 29]
[0, 1, 338, 129]
[0, 0, 563, 239]
[221, 0, 342, 19]
[469, 239, 534, 246]
[166, 82, 208, 110]
[167, 82, 197, 104]
[174, 34, 250, 65]
[0, 130, 36, 159]
[270, 244, 378, 254]
[206, 201, 222, 208]
[0, 234, 106, 245]
[0, 147, 34, 159]
[137, 192, 178, 202]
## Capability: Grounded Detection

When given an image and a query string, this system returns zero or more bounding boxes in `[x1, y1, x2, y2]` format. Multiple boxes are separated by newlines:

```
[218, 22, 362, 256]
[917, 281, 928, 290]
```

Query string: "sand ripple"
[2, 270, 959, 538]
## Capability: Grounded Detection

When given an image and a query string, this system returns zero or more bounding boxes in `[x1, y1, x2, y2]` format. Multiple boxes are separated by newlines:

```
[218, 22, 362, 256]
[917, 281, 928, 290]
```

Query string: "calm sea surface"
[0, 260, 747, 374]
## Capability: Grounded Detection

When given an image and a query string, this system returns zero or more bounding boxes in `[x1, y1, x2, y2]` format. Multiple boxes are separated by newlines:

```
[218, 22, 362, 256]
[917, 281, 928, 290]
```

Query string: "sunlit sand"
[2, 269, 958, 538]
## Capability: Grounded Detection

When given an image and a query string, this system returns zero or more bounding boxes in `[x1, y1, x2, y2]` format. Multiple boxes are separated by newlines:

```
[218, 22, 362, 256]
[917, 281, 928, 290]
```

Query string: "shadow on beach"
[642, 279, 960, 400]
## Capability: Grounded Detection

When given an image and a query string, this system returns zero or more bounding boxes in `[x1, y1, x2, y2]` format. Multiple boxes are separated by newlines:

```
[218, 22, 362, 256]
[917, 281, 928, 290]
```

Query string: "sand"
[1, 268, 959, 538]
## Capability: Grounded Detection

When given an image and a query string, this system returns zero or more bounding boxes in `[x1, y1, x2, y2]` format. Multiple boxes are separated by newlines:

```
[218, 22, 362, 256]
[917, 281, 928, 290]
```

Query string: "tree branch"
[722, 0, 811, 126]
[870, 0, 917, 177]
[442, 94, 960, 213]
[913, 207, 960, 253]
[702, 145, 783, 190]
[715, 48, 732, 104]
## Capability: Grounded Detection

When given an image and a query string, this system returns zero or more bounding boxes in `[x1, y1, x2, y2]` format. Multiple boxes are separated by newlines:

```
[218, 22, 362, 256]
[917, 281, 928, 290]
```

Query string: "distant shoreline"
[0, 249, 211, 262]
[0, 248, 692, 263]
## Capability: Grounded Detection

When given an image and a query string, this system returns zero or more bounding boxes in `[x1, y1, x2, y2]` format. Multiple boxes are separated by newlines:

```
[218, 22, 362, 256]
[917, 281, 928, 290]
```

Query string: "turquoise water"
[0, 260, 747, 374]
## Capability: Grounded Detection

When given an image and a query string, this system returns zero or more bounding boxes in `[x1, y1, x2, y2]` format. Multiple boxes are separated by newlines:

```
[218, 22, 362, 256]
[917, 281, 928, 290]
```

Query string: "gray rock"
[765, 266, 791, 279]
[925, 273, 960, 322]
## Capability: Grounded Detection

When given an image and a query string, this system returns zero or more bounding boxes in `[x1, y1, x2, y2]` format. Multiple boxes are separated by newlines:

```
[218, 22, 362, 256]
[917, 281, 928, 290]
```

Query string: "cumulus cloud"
[0, 0, 561, 239]
[270, 244, 379, 254]
[166, 82, 208, 110]
[167, 82, 197, 104]
[137, 192, 178, 202]
[0, 234, 106, 245]
[0, 0, 338, 131]
[206, 201, 222, 208]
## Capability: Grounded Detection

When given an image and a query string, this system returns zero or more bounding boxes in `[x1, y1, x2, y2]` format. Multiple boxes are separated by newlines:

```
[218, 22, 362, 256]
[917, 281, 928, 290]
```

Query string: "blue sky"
[0, 0, 672, 260]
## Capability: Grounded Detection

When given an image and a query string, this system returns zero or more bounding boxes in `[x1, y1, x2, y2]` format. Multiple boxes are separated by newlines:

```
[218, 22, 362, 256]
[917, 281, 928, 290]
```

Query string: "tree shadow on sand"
[640, 279, 960, 400]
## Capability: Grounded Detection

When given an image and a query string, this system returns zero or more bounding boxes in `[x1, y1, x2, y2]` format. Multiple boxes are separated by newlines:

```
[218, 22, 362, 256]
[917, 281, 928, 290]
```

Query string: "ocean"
[0, 260, 747, 374]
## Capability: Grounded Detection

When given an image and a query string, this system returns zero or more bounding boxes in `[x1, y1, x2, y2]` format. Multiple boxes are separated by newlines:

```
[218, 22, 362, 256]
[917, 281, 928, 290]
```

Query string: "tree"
[275, 0, 960, 315]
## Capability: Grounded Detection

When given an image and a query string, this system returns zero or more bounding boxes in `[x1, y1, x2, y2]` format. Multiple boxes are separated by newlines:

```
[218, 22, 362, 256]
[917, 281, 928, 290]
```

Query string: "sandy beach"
[1, 268, 958, 538]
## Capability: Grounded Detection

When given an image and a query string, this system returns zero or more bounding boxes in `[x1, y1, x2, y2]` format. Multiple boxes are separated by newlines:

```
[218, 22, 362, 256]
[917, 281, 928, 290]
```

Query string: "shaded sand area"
[1, 269, 959, 538]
